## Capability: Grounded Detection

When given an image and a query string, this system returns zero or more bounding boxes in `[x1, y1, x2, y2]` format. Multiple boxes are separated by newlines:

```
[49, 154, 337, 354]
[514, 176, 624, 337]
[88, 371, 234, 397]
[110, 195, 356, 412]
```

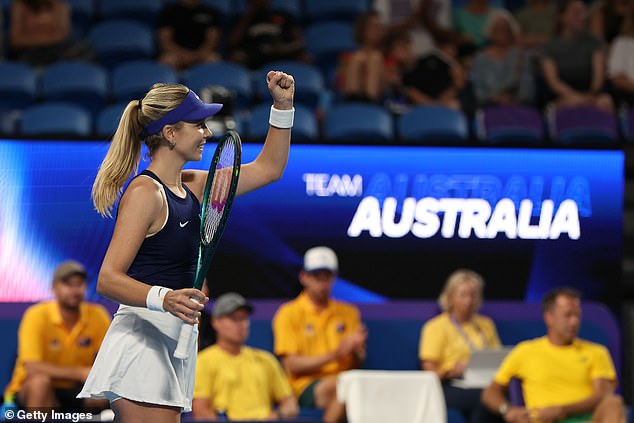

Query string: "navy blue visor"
[140, 90, 222, 138]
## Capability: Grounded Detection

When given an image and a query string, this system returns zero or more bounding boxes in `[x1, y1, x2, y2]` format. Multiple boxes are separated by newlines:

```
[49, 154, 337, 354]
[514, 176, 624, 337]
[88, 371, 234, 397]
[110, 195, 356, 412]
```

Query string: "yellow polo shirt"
[272, 292, 362, 395]
[4, 301, 111, 398]
[494, 337, 617, 409]
[194, 345, 293, 420]
[419, 312, 501, 373]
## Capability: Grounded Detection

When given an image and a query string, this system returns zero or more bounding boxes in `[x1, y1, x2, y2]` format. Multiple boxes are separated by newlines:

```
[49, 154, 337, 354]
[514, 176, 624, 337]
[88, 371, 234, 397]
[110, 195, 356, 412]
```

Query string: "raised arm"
[236, 71, 294, 196]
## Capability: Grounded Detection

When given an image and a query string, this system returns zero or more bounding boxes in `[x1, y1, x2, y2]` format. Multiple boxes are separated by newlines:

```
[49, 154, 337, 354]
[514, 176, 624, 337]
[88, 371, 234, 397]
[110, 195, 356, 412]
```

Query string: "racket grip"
[174, 323, 194, 359]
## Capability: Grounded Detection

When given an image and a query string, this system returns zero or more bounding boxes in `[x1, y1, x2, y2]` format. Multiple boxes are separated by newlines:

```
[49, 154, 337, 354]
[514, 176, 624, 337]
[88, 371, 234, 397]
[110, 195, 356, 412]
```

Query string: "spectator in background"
[471, 11, 535, 107]
[590, 0, 629, 45]
[342, 10, 386, 102]
[453, 0, 501, 47]
[8, 0, 82, 66]
[481, 287, 626, 423]
[227, 0, 307, 70]
[384, 29, 464, 110]
[515, 0, 557, 49]
[540, 0, 613, 113]
[608, 1, 634, 107]
[193, 293, 298, 421]
[156, 0, 221, 70]
[419, 269, 501, 423]
[273, 247, 366, 423]
[374, 0, 453, 58]
[3, 261, 111, 413]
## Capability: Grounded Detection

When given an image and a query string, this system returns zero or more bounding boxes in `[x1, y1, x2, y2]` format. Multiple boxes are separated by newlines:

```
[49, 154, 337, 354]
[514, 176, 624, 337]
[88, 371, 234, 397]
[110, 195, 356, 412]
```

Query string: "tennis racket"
[173, 129, 242, 359]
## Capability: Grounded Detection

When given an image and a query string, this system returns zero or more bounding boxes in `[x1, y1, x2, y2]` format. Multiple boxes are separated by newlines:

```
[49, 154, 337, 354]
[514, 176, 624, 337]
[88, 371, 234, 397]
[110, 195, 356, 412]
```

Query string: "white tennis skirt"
[77, 304, 198, 412]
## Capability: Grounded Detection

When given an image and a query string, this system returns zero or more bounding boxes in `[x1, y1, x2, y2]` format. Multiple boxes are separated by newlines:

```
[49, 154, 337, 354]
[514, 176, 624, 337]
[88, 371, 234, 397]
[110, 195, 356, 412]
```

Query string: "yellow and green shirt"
[5, 301, 111, 397]
[273, 292, 362, 395]
[194, 345, 293, 420]
[494, 336, 617, 409]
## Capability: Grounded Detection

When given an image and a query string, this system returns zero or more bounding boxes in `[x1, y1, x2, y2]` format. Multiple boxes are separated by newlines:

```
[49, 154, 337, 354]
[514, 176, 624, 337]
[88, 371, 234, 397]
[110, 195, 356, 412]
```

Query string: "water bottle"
[1, 394, 18, 421]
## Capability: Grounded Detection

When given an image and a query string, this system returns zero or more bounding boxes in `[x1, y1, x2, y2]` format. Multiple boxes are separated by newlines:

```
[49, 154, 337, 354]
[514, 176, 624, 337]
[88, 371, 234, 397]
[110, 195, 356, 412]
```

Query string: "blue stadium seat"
[202, 0, 232, 19]
[40, 61, 108, 116]
[474, 105, 544, 145]
[253, 61, 324, 109]
[185, 61, 253, 111]
[620, 107, 634, 143]
[89, 20, 155, 70]
[98, 0, 163, 26]
[20, 103, 92, 137]
[305, 0, 368, 22]
[306, 21, 356, 76]
[0, 109, 22, 135]
[548, 105, 619, 146]
[67, 0, 96, 38]
[0, 61, 37, 110]
[398, 105, 469, 144]
[247, 103, 318, 142]
[270, 0, 302, 19]
[96, 102, 129, 138]
[112, 60, 178, 102]
[324, 102, 393, 142]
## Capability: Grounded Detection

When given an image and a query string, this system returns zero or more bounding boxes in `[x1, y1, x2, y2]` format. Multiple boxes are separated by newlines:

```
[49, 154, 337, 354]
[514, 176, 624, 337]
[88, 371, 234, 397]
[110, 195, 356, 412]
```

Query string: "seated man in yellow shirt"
[192, 292, 299, 421]
[273, 246, 367, 423]
[4, 260, 111, 412]
[482, 287, 626, 423]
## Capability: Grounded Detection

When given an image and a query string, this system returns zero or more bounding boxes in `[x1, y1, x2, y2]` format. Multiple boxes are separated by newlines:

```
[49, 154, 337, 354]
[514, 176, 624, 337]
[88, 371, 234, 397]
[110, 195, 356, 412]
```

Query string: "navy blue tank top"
[126, 169, 200, 290]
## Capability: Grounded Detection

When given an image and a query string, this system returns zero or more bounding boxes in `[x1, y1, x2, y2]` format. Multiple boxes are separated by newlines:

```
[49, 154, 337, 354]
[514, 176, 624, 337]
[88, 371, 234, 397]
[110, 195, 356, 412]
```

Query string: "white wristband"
[146, 285, 172, 312]
[269, 106, 294, 129]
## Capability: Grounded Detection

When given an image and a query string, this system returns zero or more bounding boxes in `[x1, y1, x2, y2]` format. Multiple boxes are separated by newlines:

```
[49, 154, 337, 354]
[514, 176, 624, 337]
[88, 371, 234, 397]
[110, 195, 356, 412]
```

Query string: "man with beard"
[3, 261, 111, 413]
[481, 287, 626, 423]
[272, 247, 367, 423]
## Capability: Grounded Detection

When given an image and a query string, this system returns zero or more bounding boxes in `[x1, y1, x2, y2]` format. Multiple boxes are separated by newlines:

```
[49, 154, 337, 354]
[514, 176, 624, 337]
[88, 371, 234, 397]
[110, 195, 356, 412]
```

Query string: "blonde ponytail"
[92, 83, 189, 217]
[92, 101, 143, 217]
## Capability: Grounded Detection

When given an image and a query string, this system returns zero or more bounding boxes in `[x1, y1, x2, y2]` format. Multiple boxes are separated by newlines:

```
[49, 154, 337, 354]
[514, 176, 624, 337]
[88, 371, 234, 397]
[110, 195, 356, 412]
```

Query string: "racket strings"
[202, 138, 238, 244]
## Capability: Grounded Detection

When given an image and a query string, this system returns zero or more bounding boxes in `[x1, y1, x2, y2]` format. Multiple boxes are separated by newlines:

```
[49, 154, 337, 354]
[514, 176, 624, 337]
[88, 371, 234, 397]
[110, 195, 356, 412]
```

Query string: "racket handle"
[173, 297, 202, 359]
[174, 323, 194, 359]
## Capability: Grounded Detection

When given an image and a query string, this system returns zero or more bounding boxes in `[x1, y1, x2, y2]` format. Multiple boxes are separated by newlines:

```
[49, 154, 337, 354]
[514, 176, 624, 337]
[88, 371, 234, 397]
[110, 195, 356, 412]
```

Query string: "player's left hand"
[267, 70, 294, 111]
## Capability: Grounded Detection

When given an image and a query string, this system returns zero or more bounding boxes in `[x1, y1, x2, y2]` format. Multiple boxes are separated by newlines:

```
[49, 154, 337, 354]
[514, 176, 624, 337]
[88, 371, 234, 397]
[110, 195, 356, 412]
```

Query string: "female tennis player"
[78, 71, 294, 423]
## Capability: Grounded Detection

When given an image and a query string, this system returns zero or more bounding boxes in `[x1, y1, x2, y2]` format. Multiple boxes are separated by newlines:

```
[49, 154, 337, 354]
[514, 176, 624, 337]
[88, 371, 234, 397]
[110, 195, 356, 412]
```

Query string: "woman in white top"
[607, 1, 634, 106]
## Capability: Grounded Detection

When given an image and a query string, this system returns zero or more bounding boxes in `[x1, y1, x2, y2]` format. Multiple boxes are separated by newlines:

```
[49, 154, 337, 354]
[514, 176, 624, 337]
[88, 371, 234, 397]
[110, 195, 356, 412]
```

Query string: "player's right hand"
[164, 288, 208, 324]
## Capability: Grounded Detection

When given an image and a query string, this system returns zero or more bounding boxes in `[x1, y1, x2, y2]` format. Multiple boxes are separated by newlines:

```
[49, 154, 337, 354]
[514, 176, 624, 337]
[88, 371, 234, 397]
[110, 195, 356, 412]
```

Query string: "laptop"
[450, 347, 513, 389]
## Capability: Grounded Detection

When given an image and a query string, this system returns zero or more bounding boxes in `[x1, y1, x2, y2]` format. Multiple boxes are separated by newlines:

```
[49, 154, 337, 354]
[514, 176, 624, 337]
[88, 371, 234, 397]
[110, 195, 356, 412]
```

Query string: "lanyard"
[450, 314, 489, 351]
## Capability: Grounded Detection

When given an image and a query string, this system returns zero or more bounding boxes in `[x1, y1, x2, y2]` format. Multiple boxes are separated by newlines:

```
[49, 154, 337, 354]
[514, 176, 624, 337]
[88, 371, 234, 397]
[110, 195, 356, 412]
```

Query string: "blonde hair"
[92, 83, 189, 217]
[484, 9, 521, 41]
[438, 269, 484, 312]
